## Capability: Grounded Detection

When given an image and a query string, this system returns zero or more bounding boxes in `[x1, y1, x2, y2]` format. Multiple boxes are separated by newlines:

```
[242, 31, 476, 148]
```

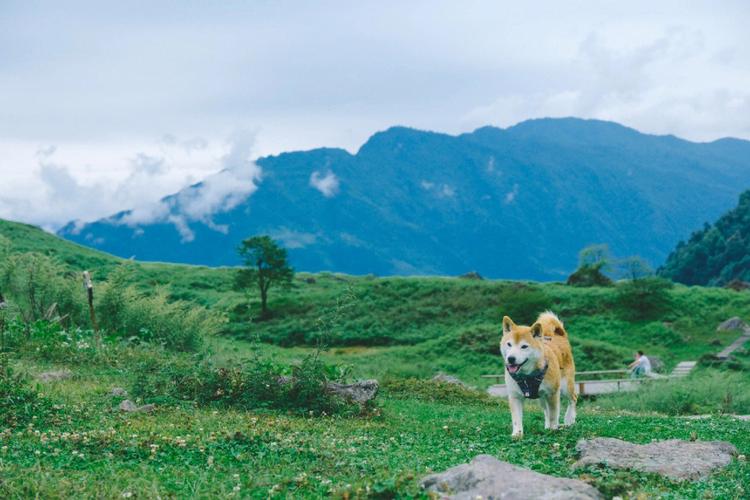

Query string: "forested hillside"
[661, 190, 750, 286]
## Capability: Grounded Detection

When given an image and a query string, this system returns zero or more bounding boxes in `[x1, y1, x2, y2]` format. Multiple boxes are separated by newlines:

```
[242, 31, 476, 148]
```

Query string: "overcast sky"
[1, 0, 749, 229]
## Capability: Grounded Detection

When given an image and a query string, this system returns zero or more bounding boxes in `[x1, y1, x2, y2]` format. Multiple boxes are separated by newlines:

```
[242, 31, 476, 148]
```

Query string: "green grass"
[0, 361, 748, 498]
[2, 218, 750, 497]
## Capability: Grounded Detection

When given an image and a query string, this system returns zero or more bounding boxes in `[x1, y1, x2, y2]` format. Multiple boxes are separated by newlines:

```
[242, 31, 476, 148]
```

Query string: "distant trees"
[236, 236, 294, 318]
[660, 190, 750, 286]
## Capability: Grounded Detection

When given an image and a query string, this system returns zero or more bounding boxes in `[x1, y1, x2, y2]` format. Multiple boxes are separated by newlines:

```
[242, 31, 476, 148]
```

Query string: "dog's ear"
[531, 322, 543, 338]
[502, 316, 515, 334]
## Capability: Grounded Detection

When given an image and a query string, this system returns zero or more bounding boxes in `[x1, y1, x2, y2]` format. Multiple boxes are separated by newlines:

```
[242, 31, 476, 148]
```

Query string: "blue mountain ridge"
[58, 118, 750, 280]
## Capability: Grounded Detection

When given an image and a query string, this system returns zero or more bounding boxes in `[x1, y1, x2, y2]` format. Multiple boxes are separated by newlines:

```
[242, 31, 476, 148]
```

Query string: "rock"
[326, 380, 379, 405]
[724, 279, 750, 291]
[458, 271, 483, 280]
[717, 317, 748, 332]
[110, 387, 128, 397]
[647, 355, 665, 373]
[431, 373, 469, 388]
[36, 370, 72, 382]
[304, 277, 316, 284]
[574, 438, 737, 481]
[119, 400, 156, 413]
[422, 454, 602, 499]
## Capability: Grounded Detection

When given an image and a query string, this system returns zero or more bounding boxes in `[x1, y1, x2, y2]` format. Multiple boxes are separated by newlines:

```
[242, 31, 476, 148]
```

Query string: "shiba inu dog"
[500, 311, 577, 439]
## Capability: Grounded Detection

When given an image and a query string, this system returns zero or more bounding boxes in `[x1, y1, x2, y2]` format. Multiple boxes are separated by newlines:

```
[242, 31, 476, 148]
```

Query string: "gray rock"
[431, 373, 469, 388]
[119, 400, 156, 413]
[717, 317, 748, 332]
[422, 455, 602, 499]
[36, 370, 72, 382]
[458, 271, 483, 280]
[574, 438, 737, 481]
[647, 355, 665, 373]
[326, 380, 379, 404]
[110, 387, 128, 397]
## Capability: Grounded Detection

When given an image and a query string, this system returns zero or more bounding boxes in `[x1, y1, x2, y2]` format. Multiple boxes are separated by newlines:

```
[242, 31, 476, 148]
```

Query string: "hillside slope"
[661, 190, 750, 285]
[58, 118, 750, 280]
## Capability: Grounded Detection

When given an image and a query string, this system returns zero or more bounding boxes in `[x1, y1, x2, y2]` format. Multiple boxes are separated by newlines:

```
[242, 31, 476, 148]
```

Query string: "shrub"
[496, 283, 552, 325]
[382, 378, 495, 406]
[567, 263, 613, 287]
[0, 252, 86, 329]
[0, 355, 58, 427]
[616, 277, 673, 320]
[596, 370, 750, 415]
[131, 352, 361, 415]
[457, 323, 501, 354]
[98, 265, 224, 351]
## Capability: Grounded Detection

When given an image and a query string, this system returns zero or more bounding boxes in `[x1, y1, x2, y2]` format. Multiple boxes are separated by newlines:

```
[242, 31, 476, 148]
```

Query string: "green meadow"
[1, 219, 749, 498]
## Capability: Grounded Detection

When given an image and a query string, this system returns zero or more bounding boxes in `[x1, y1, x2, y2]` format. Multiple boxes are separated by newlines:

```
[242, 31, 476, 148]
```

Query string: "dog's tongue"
[507, 364, 520, 374]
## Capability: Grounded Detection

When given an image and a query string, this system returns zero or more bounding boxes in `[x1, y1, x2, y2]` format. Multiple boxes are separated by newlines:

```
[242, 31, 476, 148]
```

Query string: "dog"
[500, 311, 577, 439]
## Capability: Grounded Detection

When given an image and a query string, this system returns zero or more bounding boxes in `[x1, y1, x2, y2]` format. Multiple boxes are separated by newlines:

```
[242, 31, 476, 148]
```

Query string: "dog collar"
[508, 363, 548, 399]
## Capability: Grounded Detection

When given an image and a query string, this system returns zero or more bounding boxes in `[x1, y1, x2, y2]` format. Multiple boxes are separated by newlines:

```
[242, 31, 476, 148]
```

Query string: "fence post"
[83, 271, 100, 348]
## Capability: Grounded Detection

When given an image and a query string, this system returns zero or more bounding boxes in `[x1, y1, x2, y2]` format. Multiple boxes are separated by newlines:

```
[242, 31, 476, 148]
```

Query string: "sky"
[1, 0, 749, 229]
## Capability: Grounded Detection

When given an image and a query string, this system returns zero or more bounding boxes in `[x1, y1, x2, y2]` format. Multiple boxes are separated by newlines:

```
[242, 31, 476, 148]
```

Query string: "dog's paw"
[511, 431, 524, 440]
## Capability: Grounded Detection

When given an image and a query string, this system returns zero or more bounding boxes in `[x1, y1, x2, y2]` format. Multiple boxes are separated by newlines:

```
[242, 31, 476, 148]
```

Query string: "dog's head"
[500, 316, 545, 375]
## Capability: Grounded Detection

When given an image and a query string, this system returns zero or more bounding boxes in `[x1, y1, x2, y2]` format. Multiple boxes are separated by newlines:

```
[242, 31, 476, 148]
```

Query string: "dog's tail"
[536, 311, 568, 337]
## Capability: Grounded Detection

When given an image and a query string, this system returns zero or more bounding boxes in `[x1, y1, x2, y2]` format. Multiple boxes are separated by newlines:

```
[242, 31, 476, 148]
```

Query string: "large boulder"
[717, 317, 748, 332]
[574, 438, 737, 481]
[422, 454, 602, 499]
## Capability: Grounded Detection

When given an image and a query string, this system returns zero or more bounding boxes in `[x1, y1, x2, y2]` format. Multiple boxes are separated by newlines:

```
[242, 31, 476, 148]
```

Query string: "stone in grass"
[119, 400, 156, 413]
[36, 370, 73, 382]
[110, 387, 128, 397]
[431, 373, 470, 388]
[574, 438, 737, 481]
[422, 454, 603, 500]
[716, 317, 748, 332]
[326, 380, 379, 405]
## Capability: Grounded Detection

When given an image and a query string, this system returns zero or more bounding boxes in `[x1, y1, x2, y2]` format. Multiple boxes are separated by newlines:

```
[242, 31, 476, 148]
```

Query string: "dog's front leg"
[548, 390, 561, 430]
[541, 397, 551, 429]
[509, 395, 524, 439]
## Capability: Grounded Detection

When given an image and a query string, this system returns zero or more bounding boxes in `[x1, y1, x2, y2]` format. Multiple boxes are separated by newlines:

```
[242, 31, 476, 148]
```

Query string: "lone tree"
[236, 236, 294, 317]
[567, 244, 613, 287]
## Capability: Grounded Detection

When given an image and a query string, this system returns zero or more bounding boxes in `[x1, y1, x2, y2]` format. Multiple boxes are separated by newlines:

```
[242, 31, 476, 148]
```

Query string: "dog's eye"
[506, 342, 511, 347]
[521, 345, 529, 349]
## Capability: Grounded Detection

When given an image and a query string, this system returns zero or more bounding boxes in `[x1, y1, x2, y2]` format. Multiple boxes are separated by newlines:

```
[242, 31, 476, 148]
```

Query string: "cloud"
[310, 170, 340, 197]
[118, 132, 262, 240]
[504, 183, 519, 204]
[462, 26, 750, 140]
[269, 227, 318, 249]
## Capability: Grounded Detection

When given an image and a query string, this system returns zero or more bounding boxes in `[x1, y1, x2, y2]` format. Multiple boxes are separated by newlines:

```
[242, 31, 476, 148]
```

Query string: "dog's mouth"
[506, 359, 527, 374]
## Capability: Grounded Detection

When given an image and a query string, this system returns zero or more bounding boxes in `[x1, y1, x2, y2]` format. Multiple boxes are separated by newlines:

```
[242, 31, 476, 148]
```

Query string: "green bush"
[567, 263, 613, 287]
[0, 355, 58, 427]
[616, 277, 673, 320]
[596, 370, 750, 415]
[0, 252, 86, 328]
[131, 352, 362, 415]
[382, 378, 494, 406]
[98, 265, 224, 351]
[496, 283, 552, 325]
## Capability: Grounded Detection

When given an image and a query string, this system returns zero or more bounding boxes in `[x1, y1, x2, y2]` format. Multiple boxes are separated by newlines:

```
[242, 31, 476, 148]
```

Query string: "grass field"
[1, 219, 749, 498]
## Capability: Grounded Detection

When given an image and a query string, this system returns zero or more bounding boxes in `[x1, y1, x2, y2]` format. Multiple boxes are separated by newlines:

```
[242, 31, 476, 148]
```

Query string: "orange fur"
[500, 311, 577, 438]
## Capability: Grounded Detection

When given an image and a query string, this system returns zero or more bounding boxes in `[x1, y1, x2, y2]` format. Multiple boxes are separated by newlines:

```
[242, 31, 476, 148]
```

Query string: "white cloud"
[310, 170, 340, 197]
[119, 133, 262, 238]
[504, 184, 519, 204]
[269, 227, 318, 249]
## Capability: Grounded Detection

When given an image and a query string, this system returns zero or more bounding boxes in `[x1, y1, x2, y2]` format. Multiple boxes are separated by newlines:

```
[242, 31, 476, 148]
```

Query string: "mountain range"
[58, 118, 750, 280]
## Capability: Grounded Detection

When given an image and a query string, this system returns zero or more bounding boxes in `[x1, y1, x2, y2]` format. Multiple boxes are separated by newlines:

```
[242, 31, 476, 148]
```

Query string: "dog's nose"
[507, 356, 516, 364]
